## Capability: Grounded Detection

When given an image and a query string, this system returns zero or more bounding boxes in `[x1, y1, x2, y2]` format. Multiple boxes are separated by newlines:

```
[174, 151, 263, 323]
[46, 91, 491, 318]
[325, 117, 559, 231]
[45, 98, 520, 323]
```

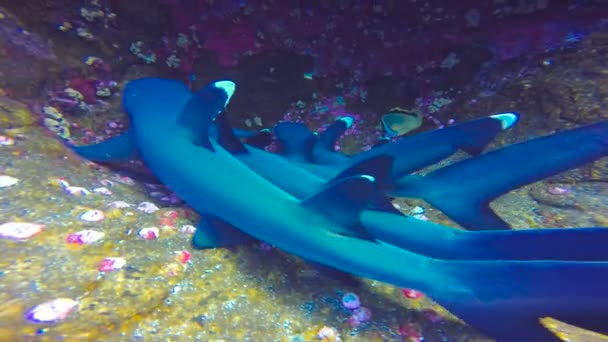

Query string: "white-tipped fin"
[213, 80, 236, 106]
[338, 116, 354, 128]
[490, 112, 519, 130]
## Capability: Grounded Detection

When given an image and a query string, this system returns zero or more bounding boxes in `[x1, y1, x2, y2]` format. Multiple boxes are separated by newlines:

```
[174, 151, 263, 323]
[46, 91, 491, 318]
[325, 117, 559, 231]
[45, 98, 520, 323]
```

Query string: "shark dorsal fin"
[301, 175, 376, 238]
[333, 155, 394, 187]
[273, 122, 316, 162]
[214, 111, 248, 154]
[180, 80, 236, 149]
[245, 129, 273, 149]
[317, 116, 352, 151]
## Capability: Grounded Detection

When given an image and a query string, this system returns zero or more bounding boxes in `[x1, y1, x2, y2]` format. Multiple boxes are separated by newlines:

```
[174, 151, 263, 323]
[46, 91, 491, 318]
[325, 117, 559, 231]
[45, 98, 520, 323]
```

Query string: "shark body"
[71, 78, 608, 342]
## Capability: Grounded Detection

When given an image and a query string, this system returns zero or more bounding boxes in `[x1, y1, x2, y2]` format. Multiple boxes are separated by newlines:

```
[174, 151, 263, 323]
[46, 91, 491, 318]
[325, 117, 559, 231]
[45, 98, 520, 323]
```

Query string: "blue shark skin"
[71, 78, 608, 341]
[393, 119, 608, 230]
[311, 116, 352, 165]
[274, 112, 519, 179]
[73, 79, 608, 261]
[209, 99, 608, 262]
[361, 211, 608, 261]
[272, 121, 317, 163]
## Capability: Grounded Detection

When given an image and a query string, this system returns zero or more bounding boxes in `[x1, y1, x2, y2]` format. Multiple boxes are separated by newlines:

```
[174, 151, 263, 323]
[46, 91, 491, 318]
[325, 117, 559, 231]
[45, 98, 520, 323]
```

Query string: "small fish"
[25, 298, 78, 323]
[0, 175, 18, 188]
[0, 222, 44, 240]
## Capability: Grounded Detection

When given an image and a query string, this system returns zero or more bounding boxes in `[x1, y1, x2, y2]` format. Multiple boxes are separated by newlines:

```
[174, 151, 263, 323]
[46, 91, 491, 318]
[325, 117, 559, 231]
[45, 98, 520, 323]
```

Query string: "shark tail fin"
[436, 259, 608, 342]
[272, 122, 316, 162]
[392, 120, 608, 230]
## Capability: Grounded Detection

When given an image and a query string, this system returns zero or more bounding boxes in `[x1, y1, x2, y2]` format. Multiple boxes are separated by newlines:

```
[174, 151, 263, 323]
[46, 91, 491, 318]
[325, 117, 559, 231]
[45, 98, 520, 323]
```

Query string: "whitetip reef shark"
[70, 78, 608, 342]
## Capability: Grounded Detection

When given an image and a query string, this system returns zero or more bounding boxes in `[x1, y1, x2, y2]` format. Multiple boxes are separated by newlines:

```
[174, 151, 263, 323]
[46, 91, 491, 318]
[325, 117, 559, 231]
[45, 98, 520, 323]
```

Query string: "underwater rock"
[0, 97, 36, 129]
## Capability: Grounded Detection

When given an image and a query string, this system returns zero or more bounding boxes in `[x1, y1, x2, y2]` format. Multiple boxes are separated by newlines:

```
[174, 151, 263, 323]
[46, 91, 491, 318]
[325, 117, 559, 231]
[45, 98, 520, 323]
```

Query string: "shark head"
[123, 78, 192, 123]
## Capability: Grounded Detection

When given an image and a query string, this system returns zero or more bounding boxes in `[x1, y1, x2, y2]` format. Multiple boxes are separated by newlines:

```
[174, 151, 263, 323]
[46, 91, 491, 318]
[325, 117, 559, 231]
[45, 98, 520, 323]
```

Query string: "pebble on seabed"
[98, 257, 126, 272]
[65, 229, 105, 244]
[0, 135, 15, 146]
[0, 175, 19, 188]
[0, 222, 44, 240]
[79, 210, 105, 222]
[137, 201, 160, 214]
[138, 227, 159, 240]
[25, 298, 78, 323]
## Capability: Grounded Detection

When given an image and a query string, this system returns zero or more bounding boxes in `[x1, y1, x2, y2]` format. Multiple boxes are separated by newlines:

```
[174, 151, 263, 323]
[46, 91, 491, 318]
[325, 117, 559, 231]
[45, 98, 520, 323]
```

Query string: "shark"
[273, 112, 520, 180]
[273, 116, 608, 230]
[70, 78, 608, 342]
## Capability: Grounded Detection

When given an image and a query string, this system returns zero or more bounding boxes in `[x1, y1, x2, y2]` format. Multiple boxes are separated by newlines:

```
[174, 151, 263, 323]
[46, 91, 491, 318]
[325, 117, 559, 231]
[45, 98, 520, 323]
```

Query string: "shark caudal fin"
[434, 258, 608, 342]
[349, 113, 519, 180]
[312, 116, 353, 165]
[392, 120, 608, 230]
[272, 122, 316, 162]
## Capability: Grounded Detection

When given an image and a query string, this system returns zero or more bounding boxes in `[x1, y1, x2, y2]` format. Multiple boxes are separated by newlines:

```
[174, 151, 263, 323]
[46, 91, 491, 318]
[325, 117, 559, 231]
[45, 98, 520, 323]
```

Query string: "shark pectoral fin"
[244, 129, 273, 149]
[272, 122, 316, 162]
[192, 214, 255, 249]
[71, 130, 137, 162]
[333, 155, 394, 186]
[302, 175, 376, 238]
[214, 111, 248, 154]
[182, 80, 236, 149]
